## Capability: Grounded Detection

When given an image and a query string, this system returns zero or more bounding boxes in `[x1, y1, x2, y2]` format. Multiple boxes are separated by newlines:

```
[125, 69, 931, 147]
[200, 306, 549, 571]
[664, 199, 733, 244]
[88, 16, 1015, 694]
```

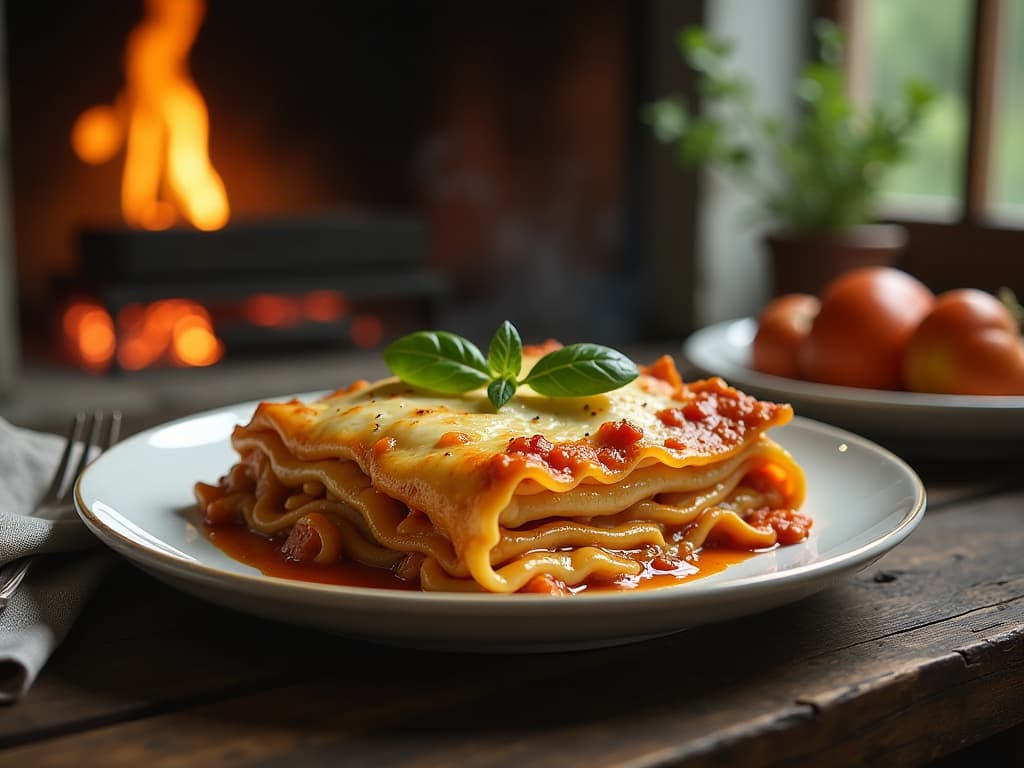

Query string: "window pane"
[992, 0, 1024, 219]
[864, 0, 972, 214]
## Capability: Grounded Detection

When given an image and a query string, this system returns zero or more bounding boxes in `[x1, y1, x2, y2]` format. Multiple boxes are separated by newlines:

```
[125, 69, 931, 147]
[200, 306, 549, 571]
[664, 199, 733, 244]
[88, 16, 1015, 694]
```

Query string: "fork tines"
[71, 411, 122, 483]
[0, 410, 123, 612]
[45, 411, 122, 502]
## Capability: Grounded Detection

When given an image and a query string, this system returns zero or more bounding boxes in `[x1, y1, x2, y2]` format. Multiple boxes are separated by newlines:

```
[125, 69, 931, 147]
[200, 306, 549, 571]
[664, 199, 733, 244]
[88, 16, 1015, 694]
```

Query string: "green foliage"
[382, 331, 491, 394]
[644, 19, 935, 236]
[520, 344, 639, 398]
[487, 321, 523, 379]
[384, 323, 639, 411]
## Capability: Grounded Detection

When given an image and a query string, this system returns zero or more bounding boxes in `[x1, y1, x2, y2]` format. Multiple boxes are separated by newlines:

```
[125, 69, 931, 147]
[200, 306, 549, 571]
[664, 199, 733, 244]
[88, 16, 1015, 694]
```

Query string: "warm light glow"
[117, 302, 147, 331]
[350, 314, 384, 349]
[62, 301, 117, 371]
[117, 299, 223, 368]
[243, 294, 302, 328]
[302, 290, 350, 323]
[70, 0, 230, 231]
[79, 310, 117, 363]
[63, 298, 224, 371]
[120, 298, 223, 368]
[118, 337, 156, 371]
[71, 105, 124, 165]
[63, 303, 94, 340]
[172, 315, 223, 367]
[140, 200, 177, 231]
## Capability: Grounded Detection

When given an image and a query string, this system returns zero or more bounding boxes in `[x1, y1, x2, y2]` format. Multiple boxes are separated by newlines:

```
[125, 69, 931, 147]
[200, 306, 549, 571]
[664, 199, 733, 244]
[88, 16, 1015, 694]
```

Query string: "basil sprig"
[383, 321, 639, 411]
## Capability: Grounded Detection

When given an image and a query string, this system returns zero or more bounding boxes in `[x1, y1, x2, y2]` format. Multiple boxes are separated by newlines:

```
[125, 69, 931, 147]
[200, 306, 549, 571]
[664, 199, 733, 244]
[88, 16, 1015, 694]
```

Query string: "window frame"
[823, 0, 1024, 294]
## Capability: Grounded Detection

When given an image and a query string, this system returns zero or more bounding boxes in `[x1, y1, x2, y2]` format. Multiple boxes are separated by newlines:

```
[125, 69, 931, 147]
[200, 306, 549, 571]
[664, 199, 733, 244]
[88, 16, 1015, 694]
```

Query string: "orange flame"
[71, 0, 229, 231]
[63, 298, 223, 371]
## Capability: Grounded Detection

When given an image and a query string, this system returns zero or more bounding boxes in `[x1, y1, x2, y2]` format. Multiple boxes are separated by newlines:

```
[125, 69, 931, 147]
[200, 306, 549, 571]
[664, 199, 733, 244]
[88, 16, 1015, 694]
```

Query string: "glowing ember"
[63, 302, 117, 371]
[70, 0, 229, 231]
[302, 290, 350, 323]
[243, 294, 302, 328]
[171, 315, 223, 367]
[62, 298, 223, 371]
[350, 314, 383, 349]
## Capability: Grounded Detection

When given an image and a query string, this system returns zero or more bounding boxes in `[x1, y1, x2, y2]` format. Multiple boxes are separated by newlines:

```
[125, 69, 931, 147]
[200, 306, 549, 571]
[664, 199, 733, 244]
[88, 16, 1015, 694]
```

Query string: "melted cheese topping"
[200, 354, 805, 592]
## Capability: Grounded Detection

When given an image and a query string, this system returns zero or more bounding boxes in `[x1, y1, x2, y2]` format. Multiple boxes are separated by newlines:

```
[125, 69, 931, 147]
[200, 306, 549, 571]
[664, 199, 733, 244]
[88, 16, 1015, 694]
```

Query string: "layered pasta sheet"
[195, 354, 808, 593]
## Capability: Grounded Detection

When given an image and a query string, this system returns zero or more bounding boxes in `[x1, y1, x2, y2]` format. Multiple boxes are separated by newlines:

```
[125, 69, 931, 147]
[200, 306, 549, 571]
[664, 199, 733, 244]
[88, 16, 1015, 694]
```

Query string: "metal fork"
[0, 411, 122, 612]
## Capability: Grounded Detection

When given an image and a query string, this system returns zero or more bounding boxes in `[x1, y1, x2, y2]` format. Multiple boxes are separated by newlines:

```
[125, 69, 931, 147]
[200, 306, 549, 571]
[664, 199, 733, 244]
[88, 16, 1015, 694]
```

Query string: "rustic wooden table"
[0, 434, 1022, 766]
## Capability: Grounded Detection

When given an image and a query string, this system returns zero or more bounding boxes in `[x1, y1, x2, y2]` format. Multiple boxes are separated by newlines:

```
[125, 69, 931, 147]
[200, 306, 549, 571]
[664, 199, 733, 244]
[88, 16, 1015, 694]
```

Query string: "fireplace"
[0, 0, 703, 403]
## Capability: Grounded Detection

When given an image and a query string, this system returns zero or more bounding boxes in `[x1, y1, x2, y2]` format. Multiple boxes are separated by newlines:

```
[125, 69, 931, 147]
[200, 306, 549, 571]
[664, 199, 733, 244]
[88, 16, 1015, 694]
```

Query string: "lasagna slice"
[195, 354, 808, 593]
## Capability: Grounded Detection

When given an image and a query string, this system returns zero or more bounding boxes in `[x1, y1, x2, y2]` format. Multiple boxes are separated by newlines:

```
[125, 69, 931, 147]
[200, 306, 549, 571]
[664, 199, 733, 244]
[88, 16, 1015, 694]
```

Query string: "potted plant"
[645, 19, 934, 296]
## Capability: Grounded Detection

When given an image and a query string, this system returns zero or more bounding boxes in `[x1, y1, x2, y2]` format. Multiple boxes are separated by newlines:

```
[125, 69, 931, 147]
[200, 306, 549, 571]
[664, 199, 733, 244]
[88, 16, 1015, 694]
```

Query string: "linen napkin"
[0, 417, 113, 703]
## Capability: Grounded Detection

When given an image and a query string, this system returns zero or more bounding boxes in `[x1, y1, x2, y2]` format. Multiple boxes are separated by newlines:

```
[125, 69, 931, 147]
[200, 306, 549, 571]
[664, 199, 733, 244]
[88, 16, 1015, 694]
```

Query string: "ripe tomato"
[902, 289, 1024, 395]
[798, 267, 934, 390]
[751, 293, 820, 379]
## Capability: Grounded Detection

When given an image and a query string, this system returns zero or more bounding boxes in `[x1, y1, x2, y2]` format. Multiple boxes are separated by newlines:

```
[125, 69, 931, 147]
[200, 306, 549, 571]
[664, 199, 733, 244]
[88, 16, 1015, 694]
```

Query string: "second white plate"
[684, 318, 1024, 455]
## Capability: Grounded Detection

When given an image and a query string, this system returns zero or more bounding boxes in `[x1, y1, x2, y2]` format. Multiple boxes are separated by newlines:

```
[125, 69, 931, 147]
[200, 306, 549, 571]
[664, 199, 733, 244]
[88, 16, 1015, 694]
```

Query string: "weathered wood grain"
[911, 456, 1024, 509]
[0, 564, 341, 747]
[0, 487, 1021, 767]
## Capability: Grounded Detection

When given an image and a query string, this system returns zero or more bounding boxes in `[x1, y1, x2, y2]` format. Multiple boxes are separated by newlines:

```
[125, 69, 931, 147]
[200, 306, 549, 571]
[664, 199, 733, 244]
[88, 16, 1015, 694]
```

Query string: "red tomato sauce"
[504, 419, 646, 477]
[202, 522, 757, 594]
[660, 379, 788, 454]
[207, 523, 421, 591]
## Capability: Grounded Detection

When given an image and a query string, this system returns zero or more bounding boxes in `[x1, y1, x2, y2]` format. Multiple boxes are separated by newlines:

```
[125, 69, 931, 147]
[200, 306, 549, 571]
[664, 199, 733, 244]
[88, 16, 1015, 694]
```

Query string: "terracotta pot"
[764, 224, 908, 297]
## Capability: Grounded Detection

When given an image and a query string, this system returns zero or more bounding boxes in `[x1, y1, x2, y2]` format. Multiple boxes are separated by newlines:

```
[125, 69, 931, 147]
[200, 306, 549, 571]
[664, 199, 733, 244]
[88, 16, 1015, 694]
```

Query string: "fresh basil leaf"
[522, 343, 639, 397]
[383, 331, 490, 394]
[488, 321, 522, 378]
[487, 376, 518, 411]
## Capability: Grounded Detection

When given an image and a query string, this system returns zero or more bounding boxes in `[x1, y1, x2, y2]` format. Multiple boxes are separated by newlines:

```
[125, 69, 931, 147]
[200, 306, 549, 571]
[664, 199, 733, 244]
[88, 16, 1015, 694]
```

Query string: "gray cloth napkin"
[0, 418, 113, 703]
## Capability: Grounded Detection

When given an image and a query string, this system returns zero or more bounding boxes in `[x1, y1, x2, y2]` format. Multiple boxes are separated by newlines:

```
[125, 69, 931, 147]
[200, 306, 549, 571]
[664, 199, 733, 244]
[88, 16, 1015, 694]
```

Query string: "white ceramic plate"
[684, 318, 1024, 456]
[76, 397, 926, 652]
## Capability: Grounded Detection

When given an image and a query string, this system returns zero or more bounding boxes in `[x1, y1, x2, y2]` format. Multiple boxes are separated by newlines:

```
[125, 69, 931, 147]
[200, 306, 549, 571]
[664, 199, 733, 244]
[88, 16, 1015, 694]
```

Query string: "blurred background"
[0, 0, 1021, 430]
